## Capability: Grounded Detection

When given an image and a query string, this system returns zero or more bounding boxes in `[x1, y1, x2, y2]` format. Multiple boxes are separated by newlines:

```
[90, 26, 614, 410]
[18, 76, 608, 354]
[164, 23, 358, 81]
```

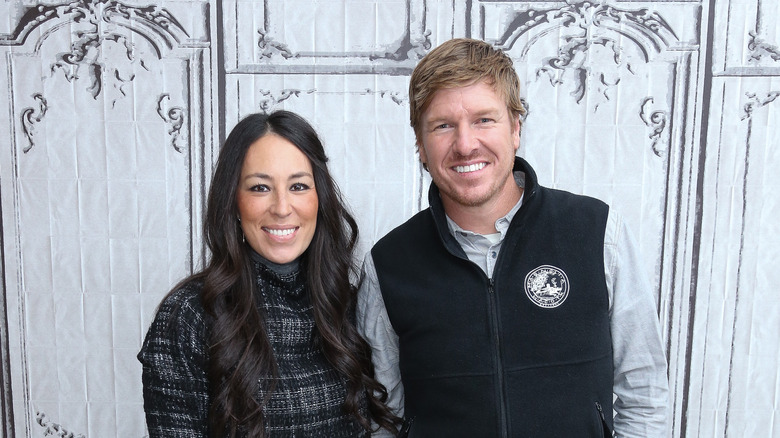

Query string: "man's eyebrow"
[423, 113, 449, 125]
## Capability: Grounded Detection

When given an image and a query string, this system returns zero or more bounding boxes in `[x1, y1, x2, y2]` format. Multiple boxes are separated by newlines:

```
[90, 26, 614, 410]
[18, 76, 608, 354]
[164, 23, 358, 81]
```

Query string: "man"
[357, 38, 670, 437]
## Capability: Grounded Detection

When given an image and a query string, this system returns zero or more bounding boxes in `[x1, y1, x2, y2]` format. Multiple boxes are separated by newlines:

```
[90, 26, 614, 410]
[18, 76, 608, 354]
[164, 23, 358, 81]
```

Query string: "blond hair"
[409, 38, 526, 142]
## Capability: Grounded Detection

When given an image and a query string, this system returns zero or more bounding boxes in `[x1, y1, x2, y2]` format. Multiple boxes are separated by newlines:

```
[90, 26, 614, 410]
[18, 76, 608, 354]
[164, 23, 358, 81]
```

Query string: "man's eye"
[290, 183, 311, 191]
[434, 123, 450, 130]
[478, 118, 493, 124]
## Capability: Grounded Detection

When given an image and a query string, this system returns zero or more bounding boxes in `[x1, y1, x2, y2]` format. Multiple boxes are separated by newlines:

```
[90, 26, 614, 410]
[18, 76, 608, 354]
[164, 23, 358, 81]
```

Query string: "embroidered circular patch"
[524, 265, 570, 308]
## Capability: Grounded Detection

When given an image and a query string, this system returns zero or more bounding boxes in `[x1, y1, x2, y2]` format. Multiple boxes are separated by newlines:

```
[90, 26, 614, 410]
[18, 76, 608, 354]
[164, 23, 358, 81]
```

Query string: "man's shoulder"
[373, 207, 435, 251]
[380, 207, 433, 237]
[538, 186, 610, 215]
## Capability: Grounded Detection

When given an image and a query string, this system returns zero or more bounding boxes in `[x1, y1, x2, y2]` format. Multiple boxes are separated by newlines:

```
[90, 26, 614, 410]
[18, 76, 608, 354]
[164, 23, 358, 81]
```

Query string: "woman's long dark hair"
[193, 110, 399, 436]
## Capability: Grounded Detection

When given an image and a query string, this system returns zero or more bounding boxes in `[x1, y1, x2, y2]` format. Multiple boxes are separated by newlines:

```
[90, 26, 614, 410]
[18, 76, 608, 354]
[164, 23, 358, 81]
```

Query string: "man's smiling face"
[418, 80, 520, 213]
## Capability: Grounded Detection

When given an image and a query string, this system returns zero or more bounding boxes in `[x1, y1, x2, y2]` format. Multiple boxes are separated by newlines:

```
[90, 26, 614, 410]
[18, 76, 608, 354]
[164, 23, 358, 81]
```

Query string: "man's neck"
[442, 182, 523, 235]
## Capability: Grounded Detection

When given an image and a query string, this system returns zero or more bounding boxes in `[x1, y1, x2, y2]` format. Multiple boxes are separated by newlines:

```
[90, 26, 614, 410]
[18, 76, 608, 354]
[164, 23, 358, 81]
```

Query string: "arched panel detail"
[494, 3, 678, 61]
[2, 0, 189, 54]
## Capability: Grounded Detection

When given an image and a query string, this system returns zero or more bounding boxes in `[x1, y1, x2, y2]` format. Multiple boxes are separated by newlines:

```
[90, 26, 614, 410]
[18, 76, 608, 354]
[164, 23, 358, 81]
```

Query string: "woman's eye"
[250, 184, 270, 192]
[290, 182, 311, 191]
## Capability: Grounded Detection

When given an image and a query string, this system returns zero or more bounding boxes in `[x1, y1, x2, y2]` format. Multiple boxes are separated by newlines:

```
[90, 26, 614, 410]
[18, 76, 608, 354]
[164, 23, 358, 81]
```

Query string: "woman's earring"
[237, 217, 245, 243]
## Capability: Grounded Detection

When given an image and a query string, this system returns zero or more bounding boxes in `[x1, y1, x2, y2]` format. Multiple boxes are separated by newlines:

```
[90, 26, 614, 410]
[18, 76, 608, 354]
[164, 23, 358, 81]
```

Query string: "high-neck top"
[249, 251, 367, 436]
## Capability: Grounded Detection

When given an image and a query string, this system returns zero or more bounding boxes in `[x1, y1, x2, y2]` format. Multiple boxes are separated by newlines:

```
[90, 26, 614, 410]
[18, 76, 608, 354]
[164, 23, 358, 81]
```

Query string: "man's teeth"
[267, 228, 295, 236]
[454, 163, 486, 173]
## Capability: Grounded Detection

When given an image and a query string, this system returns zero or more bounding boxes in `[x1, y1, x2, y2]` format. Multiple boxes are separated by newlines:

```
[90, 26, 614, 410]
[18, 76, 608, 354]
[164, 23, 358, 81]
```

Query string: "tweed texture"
[138, 258, 368, 437]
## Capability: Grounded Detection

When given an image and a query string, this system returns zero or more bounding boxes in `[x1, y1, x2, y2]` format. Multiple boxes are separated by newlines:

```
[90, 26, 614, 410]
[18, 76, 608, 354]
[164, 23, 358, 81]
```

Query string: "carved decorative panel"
[0, 1, 211, 435]
[686, 75, 780, 438]
[223, 0, 432, 74]
[714, 0, 780, 74]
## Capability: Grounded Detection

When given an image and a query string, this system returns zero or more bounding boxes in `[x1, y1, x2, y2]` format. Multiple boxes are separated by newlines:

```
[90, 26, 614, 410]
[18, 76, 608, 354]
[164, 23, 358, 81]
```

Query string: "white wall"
[0, 0, 777, 436]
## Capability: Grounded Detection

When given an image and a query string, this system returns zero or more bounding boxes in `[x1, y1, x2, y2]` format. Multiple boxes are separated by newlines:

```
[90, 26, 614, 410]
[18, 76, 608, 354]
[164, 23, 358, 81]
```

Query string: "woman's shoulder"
[157, 279, 205, 318]
[164, 278, 204, 307]
[139, 278, 209, 363]
[139, 278, 210, 370]
[146, 279, 209, 342]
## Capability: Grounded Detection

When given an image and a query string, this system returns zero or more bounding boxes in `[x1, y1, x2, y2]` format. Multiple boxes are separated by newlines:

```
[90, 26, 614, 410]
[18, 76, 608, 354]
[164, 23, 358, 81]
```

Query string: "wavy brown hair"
[193, 111, 399, 436]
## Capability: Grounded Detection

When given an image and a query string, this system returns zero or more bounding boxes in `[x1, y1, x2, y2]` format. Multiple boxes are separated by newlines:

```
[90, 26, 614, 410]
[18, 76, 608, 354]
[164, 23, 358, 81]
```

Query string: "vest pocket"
[595, 401, 613, 437]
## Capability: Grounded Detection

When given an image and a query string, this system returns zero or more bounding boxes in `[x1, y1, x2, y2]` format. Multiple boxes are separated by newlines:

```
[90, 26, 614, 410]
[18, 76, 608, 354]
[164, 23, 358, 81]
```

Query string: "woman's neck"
[249, 249, 300, 276]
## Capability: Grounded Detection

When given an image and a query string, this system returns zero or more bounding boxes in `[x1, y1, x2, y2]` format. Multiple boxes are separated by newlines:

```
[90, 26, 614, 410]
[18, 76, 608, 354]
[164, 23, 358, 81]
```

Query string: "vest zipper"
[488, 279, 509, 437]
[595, 401, 613, 437]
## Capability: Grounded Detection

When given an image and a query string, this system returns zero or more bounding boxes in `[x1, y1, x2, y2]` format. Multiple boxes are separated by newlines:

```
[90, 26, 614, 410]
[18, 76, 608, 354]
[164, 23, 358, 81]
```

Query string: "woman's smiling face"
[236, 132, 318, 264]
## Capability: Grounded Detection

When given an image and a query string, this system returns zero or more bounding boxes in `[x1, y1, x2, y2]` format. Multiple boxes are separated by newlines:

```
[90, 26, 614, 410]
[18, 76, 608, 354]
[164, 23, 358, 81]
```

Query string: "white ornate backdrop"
[0, 0, 777, 436]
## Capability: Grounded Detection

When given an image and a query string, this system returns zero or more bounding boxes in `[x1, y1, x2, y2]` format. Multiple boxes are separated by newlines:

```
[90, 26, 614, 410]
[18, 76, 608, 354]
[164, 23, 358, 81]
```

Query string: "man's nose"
[453, 126, 479, 156]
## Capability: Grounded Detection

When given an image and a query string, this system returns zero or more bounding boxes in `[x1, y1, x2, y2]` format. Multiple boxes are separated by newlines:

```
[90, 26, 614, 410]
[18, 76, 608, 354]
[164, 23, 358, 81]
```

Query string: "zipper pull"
[595, 401, 613, 437]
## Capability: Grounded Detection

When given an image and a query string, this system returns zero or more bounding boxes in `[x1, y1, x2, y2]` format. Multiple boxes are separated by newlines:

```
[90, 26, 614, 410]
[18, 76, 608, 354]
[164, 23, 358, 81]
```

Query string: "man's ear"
[416, 139, 428, 169]
[512, 116, 521, 152]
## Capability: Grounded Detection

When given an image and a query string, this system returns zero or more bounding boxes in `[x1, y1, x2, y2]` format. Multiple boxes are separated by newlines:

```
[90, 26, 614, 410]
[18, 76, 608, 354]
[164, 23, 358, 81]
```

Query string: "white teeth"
[454, 163, 486, 173]
[266, 228, 295, 236]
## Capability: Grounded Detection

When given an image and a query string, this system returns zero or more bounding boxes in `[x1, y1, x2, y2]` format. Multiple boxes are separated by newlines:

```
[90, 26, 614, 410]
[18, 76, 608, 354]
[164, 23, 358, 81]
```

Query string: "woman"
[138, 111, 399, 437]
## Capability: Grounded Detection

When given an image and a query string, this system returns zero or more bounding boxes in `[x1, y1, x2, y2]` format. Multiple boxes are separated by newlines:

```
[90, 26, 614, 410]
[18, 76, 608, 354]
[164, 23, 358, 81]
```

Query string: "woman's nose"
[270, 191, 292, 216]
